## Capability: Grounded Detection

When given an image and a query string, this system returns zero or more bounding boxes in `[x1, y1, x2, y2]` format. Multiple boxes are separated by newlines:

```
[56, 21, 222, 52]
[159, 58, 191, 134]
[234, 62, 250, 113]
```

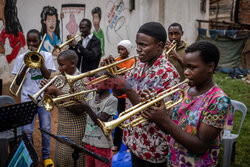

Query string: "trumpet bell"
[42, 94, 54, 112]
[54, 34, 81, 54]
[24, 51, 44, 69]
[28, 94, 38, 104]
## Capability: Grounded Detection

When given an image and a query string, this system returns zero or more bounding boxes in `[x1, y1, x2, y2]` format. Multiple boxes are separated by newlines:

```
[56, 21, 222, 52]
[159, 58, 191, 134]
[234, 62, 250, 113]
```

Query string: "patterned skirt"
[54, 108, 86, 167]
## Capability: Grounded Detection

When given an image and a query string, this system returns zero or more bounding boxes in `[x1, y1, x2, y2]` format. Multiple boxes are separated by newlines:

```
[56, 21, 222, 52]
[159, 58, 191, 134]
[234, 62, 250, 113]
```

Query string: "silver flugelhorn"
[28, 75, 65, 104]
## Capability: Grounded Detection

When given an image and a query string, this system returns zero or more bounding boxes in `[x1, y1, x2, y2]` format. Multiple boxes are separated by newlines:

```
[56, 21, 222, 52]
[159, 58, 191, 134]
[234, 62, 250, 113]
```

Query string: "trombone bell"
[24, 52, 44, 69]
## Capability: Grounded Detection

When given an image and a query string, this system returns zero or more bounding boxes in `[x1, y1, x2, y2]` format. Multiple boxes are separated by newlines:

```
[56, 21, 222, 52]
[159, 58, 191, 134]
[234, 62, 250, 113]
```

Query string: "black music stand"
[39, 128, 109, 167]
[0, 101, 37, 144]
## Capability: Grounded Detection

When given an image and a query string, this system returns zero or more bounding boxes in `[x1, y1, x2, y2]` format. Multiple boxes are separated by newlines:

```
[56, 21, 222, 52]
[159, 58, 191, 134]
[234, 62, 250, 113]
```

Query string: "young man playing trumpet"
[104, 22, 180, 166]
[12, 29, 56, 167]
[165, 23, 188, 81]
[40, 50, 87, 167]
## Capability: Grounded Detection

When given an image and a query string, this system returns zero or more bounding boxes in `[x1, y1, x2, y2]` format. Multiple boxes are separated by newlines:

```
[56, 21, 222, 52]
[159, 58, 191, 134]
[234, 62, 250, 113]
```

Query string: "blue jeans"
[22, 106, 51, 159]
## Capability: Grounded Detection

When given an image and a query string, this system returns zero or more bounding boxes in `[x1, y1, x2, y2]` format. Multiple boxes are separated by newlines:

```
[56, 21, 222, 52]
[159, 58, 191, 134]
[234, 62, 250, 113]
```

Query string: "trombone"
[53, 34, 81, 53]
[164, 40, 177, 60]
[42, 89, 97, 112]
[65, 56, 138, 88]
[9, 34, 47, 96]
[28, 75, 66, 104]
[97, 79, 189, 140]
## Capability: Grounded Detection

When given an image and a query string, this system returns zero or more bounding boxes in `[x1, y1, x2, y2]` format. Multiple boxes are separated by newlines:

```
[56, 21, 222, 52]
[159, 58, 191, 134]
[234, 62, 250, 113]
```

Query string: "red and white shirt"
[123, 54, 180, 163]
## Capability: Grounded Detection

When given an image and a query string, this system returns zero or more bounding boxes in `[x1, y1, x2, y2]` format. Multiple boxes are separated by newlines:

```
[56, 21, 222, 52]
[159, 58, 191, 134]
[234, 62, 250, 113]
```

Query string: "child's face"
[118, 45, 129, 59]
[27, 32, 40, 51]
[183, 51, 213, 87]
[57, 56, 76, 75]
[44, 15, 56, 34]
[168, 26, 183, 44]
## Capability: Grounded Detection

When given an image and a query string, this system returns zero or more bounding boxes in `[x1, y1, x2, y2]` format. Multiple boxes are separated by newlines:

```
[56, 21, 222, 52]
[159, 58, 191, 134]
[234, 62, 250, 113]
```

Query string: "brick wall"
[238, 0, 250, 24]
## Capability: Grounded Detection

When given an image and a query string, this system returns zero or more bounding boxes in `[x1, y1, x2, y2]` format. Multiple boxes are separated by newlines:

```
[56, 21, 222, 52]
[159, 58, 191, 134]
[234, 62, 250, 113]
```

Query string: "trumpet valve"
[54, 45, 61, 53]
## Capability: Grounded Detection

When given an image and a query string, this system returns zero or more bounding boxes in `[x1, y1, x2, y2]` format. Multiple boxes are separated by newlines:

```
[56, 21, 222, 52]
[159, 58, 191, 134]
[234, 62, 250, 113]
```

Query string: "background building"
[0, 0, 209, 85]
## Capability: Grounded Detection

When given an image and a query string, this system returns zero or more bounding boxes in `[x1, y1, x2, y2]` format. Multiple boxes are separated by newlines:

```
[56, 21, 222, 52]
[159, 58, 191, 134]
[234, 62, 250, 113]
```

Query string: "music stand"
[7, 132, 39, 167]
[39, 128, 109, 167]
[0, 101, 37, 144]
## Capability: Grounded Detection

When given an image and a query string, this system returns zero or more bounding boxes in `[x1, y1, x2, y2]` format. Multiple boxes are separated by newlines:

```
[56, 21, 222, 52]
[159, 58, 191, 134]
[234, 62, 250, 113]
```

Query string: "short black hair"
[185, 40, 220, 71]
[27, 29, 40, 39]
[91, 7, 102, 19]
[168, 23, 183, 32]
[80, 18, 92, 29]
[58, 50, 78, 63]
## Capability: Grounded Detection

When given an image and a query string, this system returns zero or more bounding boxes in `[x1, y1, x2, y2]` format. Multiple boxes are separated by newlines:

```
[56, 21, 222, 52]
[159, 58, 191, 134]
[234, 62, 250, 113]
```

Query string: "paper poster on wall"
[61, 4, 85, 42]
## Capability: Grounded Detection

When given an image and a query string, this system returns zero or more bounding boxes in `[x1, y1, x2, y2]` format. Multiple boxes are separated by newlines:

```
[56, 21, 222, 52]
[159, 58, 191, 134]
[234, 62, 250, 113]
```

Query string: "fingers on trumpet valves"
[141, 88, 157, 101]
[40, 78, 49, 88]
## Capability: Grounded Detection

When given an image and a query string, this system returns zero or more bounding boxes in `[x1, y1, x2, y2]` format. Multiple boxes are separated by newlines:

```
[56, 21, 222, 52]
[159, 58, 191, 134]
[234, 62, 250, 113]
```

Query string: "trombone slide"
[9, 63, 30, 97]
[9, 34, 47, 96]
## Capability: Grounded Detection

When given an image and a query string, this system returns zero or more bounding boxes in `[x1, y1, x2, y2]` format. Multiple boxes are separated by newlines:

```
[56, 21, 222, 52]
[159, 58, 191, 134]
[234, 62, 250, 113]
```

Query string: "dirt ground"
[3, 83, 58, 166]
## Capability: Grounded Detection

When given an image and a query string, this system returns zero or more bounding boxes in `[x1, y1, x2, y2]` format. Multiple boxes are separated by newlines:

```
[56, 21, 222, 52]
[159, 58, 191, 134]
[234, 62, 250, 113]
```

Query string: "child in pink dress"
[142, 40, 234, 167]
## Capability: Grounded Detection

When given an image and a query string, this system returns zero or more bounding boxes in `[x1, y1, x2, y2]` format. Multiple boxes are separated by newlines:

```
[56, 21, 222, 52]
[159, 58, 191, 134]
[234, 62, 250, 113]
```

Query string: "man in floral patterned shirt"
[107, 22, 180, 166]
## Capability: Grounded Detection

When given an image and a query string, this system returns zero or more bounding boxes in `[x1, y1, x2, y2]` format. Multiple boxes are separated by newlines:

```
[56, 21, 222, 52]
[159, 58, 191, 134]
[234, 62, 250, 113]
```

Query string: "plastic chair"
[222, 100, 247, 167]
[0, 95, 15, 106]
[0, 95, 21, 167]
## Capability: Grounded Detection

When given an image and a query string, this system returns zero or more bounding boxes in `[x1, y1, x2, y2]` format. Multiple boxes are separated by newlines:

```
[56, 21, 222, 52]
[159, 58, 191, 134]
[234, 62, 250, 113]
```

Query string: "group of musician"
[11, 15, 234, 167]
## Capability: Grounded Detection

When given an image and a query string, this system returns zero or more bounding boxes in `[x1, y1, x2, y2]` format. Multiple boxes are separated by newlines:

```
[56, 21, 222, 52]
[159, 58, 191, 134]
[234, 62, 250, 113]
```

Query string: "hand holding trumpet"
[164, 41, 178, 59]
[140, 88, 171, 124]
[67, 34, 78, 48]
[40, 78, 60, 96]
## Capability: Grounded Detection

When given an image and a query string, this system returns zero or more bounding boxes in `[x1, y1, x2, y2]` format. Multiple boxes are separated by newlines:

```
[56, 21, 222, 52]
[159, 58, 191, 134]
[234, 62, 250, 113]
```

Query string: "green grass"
[214, 72, 250, 167]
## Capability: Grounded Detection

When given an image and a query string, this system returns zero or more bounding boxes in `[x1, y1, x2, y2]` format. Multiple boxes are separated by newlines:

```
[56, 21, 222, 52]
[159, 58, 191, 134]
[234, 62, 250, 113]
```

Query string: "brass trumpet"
[9, 34, 47, 96]
[28, 75, 66, 104]
[54, 34, 81, 53]
[97, 79, 189, 140]
[164, 40, 177, 60]
[42, 89, 97, 112]
[65, 56, 138, 88]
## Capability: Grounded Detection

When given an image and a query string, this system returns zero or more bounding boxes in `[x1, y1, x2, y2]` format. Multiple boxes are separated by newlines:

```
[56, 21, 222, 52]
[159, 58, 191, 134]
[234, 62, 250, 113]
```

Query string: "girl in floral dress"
[142, 40, 234, 167]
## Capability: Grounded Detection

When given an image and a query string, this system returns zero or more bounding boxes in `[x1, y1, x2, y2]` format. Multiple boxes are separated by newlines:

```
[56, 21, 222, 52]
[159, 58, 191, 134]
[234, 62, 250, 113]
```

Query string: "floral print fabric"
[168, 85, 234, 167]
[123, 54, 180, 163]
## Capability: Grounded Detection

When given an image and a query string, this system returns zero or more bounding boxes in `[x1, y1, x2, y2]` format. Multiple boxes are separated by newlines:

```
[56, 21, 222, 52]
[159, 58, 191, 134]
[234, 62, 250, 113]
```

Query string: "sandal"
[44, 158, 54, 167]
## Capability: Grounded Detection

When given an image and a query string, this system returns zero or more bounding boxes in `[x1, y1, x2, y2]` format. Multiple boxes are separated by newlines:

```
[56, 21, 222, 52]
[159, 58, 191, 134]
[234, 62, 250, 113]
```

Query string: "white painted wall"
[164, 0, 209, 44]
[0, 0, 209, 84]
